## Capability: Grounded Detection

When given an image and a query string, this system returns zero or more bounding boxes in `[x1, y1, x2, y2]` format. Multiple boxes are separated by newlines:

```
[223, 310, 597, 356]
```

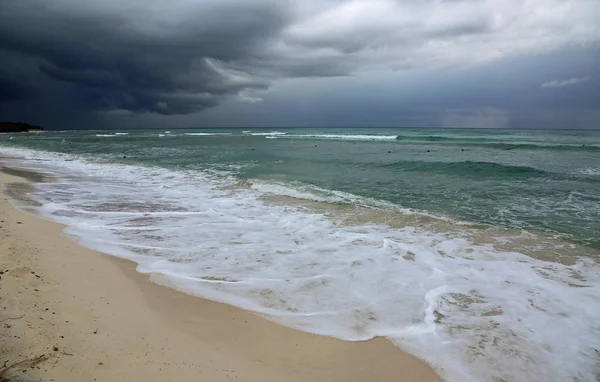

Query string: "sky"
[0, 0, 599, 130]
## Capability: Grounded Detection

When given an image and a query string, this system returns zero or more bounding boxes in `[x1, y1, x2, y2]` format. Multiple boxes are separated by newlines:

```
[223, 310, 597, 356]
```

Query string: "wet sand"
[0, 166, 441, 382]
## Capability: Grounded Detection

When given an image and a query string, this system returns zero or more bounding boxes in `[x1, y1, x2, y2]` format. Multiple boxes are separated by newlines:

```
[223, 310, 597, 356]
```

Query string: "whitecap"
[266, 134, 397, 141]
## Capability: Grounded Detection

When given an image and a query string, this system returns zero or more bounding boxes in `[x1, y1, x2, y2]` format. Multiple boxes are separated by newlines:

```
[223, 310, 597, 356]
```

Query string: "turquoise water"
[1, 128, 600, 382]
[3, 128, 599, 248]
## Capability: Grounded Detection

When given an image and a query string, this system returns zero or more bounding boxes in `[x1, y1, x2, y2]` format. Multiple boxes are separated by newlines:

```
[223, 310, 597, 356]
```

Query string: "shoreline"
[0, 166, 441, 381]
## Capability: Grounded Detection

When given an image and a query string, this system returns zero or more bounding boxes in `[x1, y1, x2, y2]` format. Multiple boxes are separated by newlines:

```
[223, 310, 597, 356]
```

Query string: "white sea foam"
[114, 132, 129, 135]
[250, 179, 476, 226]
[251, 179, 411, 212]
[577, 167, 600, 176]
[1, 145, 599, 382]
[184, 133, 232, 136]
[96, 134, 118, 137]
[247, 131, 287, 136]
[266, 134, 398, 141]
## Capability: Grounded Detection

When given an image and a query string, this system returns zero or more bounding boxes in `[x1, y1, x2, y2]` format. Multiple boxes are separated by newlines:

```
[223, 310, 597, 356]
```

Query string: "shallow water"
[1, 128, 599, 382]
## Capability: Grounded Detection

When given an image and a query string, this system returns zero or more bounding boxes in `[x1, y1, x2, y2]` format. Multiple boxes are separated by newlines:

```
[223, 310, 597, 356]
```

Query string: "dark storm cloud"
[0, 0, 286, 114]
[0, 77, 34, 102]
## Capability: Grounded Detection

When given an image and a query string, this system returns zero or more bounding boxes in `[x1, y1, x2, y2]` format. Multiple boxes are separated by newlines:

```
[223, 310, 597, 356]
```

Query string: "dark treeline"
[0, 121, 44, 132]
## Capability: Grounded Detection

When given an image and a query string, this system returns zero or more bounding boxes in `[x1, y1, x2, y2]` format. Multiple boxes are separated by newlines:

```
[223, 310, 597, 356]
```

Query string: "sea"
[1, 128, 599, 381]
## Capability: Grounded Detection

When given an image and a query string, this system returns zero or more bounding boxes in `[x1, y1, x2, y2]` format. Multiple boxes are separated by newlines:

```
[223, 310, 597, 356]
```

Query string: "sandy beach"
[0, 165, 441, 382]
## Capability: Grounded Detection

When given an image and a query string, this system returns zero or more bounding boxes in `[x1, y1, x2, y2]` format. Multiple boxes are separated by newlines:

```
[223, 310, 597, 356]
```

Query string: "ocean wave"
[383, 160, 550, 177]
[395, 135, 497, 142]
[577, 167, 600, 176]
[250, 179, 411, 212]
[475, 143, 600, 152]
[393, 135, 600, 151]
[246, 131, 287, 136]
[246, 179, 477, 228]
[267, 134, 398, 141]
[184, 133, 232, 136]
[95, 132, 129, 137]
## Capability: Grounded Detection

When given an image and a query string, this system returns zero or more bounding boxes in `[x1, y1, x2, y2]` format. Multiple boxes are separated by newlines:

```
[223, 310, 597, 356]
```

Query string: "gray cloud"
[441, 107, 510, 129]
[1, 0, 599, 125]
[0, 0, 285, 114]
[282, 0, 600, 69]
[541, 77, 590, 88]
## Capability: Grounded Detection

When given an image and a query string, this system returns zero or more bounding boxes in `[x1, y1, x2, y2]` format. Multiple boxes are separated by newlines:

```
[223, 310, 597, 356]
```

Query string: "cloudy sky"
[1, 0, 599, 129]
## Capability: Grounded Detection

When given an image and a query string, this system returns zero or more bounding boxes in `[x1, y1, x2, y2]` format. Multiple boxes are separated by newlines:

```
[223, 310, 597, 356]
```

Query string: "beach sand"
[0, 166, 441, 382]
